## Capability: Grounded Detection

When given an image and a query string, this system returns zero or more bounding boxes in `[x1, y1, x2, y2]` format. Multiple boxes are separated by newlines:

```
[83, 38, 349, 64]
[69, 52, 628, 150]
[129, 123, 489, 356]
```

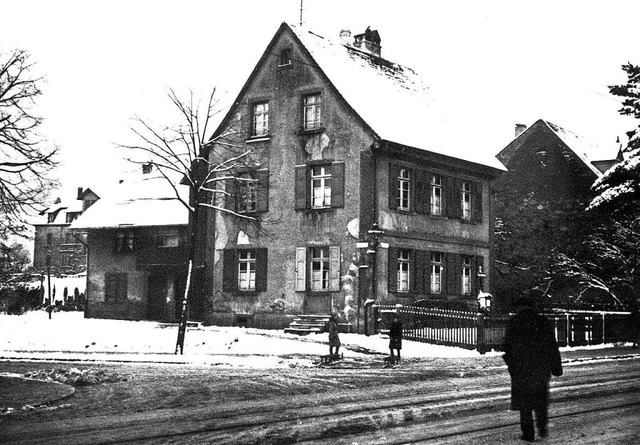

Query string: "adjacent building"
[492, 119, 622, 306]
[71, 174, 190, 321]
[199, 23, 505, 330]
[32, 187, 100, 273]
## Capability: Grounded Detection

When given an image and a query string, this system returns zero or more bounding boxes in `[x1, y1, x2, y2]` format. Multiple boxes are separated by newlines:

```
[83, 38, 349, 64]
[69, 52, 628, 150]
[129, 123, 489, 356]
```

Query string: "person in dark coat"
[503, 296, 563, 442]
[328, 314, 341, 356]
[388, 313, 403, 365]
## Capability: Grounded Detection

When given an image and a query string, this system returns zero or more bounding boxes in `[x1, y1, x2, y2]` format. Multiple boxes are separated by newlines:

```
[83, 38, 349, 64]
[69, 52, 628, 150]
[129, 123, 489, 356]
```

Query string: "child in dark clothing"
[389, 314, 403, 365]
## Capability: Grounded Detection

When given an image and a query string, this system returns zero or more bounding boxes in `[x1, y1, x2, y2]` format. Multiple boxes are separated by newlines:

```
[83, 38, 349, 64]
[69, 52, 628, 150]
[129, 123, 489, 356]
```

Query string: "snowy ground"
[0, 311, 499, 368]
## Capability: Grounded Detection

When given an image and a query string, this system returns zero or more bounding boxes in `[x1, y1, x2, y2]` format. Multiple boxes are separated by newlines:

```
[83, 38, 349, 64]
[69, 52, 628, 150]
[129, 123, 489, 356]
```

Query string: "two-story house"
[70, 173, 190, 321]
[32, 187, 100, 273]
[200, 23, 505, 331]
[492, 119, 623, 307]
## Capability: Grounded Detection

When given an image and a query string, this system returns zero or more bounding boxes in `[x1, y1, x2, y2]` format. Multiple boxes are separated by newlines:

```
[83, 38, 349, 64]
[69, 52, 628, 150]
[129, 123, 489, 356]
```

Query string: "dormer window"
[279, 48, 292, 67]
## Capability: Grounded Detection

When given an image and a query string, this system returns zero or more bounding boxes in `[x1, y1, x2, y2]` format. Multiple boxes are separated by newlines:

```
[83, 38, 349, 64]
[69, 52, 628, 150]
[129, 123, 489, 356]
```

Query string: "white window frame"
[431, 175, 442, 216]
[397, 249, 410, 292]
[252, 102, 269, 137]
[398, 169, 410, 211]
[310, 246, 330, 291]
[462, 256, 472, 295]
[311, 165, 332, 208]
[238, 250, 256, 291]
[462, 181, 472, 220]
[431, 252, 442, 294]
[303, 94, 322, 130]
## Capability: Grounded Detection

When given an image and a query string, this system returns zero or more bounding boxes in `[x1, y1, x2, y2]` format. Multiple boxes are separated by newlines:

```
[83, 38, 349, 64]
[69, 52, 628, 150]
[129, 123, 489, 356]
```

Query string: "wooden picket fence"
[374, 305, 632, 354]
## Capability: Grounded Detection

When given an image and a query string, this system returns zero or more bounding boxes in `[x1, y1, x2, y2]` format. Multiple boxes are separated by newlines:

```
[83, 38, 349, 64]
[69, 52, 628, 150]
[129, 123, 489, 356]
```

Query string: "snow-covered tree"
[1, 49, 58, 238]
[121, 88, 259, 354]
[589, 63, 640, 215]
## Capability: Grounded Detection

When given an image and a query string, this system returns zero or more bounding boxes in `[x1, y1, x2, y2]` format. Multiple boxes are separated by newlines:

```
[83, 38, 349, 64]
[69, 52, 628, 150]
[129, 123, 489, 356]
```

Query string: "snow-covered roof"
[544, 121, 617, 177]
[70, 175, 188, 230]
[288, 24, 505, 171]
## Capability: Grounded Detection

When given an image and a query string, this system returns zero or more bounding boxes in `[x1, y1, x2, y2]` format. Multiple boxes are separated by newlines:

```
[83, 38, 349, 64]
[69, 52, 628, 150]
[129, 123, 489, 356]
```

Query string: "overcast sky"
[1, 0, 638, 201]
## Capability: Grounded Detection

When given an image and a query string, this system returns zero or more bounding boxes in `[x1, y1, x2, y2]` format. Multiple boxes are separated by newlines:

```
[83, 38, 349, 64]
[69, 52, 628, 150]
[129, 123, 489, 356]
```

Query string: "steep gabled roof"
[213, 22, 504, 171]
[498, 119, 619, 177]
[70, 175, 188, 230]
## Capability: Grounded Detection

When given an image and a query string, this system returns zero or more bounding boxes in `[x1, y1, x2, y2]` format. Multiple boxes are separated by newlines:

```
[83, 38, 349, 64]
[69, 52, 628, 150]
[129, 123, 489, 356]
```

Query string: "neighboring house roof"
[34, 200, 84, 226]
[498, 119, 620, 177]
[215, 22, 505, 171]
[70, 175, 189, 230]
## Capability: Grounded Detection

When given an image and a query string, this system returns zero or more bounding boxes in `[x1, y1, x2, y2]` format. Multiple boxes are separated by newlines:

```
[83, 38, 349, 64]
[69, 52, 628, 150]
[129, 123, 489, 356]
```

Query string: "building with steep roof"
[71, 172, 190, 321]
[32, 187, 100, 273]
[198, 23, 504, 331]
[492, 119, 623, 306]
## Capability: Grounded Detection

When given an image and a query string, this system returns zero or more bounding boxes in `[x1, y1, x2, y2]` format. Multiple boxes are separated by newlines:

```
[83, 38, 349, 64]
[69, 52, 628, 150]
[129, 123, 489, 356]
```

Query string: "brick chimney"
[353, 26, 381, 57]
[515, 123, 527, 138]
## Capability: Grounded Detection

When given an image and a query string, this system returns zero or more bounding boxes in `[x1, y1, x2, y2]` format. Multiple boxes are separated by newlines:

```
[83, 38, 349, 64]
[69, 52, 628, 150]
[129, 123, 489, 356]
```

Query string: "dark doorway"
[147, 275, 166, 321]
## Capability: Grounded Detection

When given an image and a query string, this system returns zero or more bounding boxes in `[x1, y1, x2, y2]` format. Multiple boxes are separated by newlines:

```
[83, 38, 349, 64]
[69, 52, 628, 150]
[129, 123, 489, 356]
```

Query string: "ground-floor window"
[105, 273, 128, 303]
[295, 245, 341, 292]
[222, 248, 267, 293]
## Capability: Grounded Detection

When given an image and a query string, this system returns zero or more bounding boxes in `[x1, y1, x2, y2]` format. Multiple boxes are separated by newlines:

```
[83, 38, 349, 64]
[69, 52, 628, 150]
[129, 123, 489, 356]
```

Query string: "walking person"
[388, 313, 403, 365]
[503, 296, 563, 442]
[328, 313, 341, 357]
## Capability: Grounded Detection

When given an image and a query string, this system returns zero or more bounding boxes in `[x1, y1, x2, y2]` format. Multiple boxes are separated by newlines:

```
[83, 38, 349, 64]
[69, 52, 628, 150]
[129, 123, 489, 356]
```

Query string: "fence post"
[477, 313, 486, 354]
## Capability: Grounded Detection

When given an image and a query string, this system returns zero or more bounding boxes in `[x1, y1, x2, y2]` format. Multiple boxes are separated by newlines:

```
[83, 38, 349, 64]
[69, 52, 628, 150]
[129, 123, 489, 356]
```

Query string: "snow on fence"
[375, 305, 632, 354]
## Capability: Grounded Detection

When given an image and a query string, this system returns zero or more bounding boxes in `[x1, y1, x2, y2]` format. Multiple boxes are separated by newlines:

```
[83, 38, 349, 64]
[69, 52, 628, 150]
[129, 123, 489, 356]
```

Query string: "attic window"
[278, 48, 292, 67]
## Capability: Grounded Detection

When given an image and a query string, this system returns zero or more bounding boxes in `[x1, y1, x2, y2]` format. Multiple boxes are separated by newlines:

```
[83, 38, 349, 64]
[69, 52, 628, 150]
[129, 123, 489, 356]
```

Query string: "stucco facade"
[200, 23, 503, 330]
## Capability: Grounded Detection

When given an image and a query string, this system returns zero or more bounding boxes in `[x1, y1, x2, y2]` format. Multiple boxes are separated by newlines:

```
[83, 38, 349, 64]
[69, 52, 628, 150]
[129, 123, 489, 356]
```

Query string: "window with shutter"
[105, 273, 127, 303]
[294, 163, 344, 211]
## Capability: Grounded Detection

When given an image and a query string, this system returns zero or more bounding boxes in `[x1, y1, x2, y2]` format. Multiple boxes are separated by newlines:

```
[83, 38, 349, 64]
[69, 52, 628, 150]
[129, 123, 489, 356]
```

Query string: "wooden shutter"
[222, 249, 236, 292]
[224, 178, 237, 212]
[256, 170, 269, 213]
[388, 164, 401, 210]
[445, 253, 461, 296]
[473, 182, 483, 223]
[329, 245, 341, 291]
[254, 248, 268, 292]
[414, 250, 428, 294]
[331, 162, 345, 208]
[415, 172, 429, 214]
[387, 246, 398, 292]
[294, 165, 308, 210]
[295, 247, 307, 291]
[445, 177, 461, 219]
[117, 274, 128, 301]
[105, 274, 115, 303]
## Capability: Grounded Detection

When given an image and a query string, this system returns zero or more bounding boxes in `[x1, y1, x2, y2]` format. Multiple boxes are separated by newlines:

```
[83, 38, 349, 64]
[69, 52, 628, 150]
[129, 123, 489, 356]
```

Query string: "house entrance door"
[147, 275, 166, 321]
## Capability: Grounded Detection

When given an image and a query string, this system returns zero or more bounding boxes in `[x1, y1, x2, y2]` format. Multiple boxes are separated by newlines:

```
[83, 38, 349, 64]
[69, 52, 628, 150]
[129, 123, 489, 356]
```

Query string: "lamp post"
[362, 222, 384, 335]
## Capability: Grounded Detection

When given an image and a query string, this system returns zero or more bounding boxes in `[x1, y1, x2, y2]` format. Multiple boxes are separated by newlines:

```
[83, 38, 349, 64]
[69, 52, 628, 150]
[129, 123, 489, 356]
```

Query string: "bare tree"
[120, 88, 258, 354]
[0, 49, 58, 239]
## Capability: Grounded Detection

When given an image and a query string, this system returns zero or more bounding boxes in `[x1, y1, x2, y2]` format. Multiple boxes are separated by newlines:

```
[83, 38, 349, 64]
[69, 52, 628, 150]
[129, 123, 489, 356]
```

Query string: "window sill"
[246, 135, 271, 143]
[298, 127, 325, 136]
[299, 207, 335, 214]
[234, 290, 260, 296]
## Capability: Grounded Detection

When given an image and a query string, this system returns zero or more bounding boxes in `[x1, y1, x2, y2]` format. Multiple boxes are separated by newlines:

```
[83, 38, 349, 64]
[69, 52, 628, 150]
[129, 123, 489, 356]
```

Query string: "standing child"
[328, 313, 341, 357]
[389, 313, 403, 365]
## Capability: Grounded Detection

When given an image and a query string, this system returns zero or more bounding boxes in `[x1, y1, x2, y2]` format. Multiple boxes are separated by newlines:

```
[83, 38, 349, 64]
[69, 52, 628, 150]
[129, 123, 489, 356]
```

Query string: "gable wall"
[205, 29, 376, 326]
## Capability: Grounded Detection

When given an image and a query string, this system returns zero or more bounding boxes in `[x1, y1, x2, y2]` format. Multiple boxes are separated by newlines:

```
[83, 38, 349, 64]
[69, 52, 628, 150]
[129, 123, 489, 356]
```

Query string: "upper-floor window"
[462, 182, 472, 220]
[279, 48, 292, 67]
[237, 172, 258, 213]
[252, 102, 269, 137]
[226, 169, 269, 214]
[295, 162, 344, 211]
[311, 165, 332, 208]
[397, 249, 411, 292]
[431, 175, 442, 216]
[398, 169, 411, 211]
[303, 94, 322, 130]
[157, 231, 180, 248]
[115, 230, 134, 253]
[47, 213, 56, 223]
[238, 250, 256, 291]
[431, 252, 443, 294]
[462, 256, 472, 295]
[66, 212, 79, 224]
